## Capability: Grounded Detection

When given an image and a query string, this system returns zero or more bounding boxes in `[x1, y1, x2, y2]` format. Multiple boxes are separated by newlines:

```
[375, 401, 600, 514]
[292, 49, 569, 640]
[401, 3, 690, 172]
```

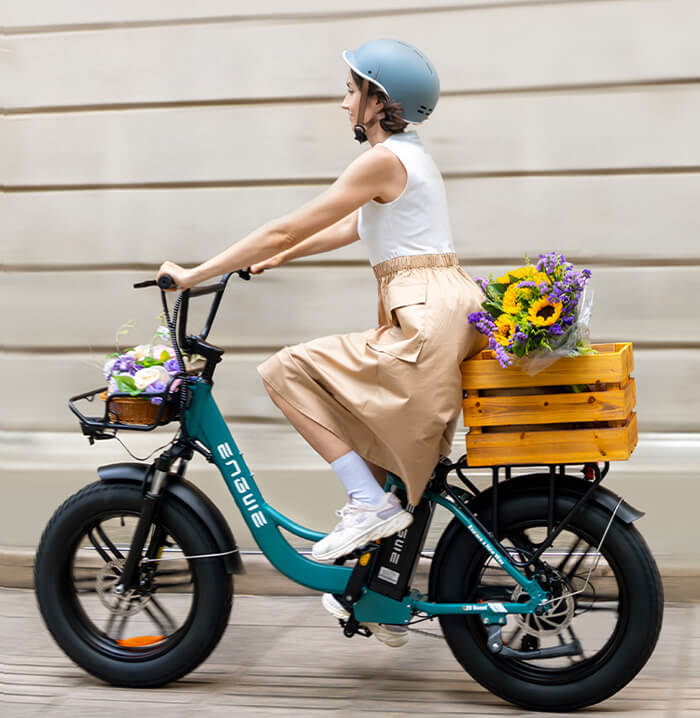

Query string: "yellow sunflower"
[494, 314, 517, 345]
[528, 296, 563, 326]
[503, 283, 530, 314]
[496, 265, 535, 284]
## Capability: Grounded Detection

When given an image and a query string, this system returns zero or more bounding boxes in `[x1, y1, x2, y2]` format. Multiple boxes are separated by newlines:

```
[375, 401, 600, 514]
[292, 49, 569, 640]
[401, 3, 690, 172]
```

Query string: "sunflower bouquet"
[468, 251, 595, 373]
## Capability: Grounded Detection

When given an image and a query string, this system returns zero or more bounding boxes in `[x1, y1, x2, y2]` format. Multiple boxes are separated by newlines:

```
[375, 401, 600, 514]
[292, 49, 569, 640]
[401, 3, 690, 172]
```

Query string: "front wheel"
[432, 492, 663, 712]
[35, 481, 233, 687]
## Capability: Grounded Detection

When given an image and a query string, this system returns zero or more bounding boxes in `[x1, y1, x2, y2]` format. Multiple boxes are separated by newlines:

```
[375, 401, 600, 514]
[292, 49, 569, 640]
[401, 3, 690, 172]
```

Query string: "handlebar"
[131, 267, 254, 364]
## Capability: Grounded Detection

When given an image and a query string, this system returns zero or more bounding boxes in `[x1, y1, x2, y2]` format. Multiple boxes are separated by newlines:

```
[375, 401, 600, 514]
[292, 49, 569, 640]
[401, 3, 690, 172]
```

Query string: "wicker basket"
[460, 342, 638, 467]
[100, 390, 174, 425]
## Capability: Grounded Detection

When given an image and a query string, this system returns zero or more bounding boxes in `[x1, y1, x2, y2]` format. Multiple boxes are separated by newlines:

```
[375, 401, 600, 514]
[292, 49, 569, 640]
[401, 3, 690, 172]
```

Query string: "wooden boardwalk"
[1, 589, 698, 717]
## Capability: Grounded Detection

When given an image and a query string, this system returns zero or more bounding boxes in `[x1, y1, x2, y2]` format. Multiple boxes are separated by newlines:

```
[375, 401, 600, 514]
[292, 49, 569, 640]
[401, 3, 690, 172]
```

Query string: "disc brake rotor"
[95, 559, 153, 617]
[511, 581, 575, 639]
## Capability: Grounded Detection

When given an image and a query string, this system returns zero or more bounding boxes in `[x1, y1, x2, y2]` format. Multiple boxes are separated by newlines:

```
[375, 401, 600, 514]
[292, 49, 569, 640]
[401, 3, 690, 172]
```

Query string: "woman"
[157, 39, 487, 642]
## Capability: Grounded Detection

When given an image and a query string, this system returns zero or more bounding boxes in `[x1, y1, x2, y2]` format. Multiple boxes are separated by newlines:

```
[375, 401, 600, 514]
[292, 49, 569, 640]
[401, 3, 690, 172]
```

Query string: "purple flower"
[468, 311, 497, 336]
[517, 280, 537, 289]
[488, 337, 513, 368]
[110, 355, 138, 376]
[145, 380, 166, 405]
[164, 358, 180, 374]
[548, 323, 565, 337]
[144, 380, 166, 394]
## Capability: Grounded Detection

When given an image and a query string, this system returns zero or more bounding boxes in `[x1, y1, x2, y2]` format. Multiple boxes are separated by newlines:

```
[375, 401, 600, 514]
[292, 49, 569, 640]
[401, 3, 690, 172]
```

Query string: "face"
[341, 70, 381, 127]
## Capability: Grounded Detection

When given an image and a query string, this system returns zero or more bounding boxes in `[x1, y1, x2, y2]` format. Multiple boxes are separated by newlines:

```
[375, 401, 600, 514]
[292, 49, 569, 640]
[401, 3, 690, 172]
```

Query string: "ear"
[369, 95, 386, 118]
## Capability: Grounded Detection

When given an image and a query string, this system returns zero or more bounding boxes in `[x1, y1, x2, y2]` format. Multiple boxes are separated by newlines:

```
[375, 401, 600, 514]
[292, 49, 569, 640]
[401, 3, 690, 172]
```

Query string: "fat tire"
[432, 493, 663, 712]
[35, 481, 233, 687]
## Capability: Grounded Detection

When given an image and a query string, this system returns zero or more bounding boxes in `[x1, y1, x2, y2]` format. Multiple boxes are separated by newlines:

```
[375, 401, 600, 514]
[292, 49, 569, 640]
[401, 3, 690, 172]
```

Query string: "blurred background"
[1, 0, 699, 593]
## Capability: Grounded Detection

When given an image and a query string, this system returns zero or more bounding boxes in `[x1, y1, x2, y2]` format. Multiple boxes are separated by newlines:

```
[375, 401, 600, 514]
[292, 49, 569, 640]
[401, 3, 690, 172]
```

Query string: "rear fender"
[98, 462, 244, 574]
[428, 472, 642, 600]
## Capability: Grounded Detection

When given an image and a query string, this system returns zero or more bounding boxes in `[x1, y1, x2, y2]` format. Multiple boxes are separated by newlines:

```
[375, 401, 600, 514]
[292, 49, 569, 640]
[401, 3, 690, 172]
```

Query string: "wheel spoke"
[556, 537, 584, 574]
[564, 545, 594, 580]
[95, 523, 124, 561]
[145, 596, 178, 634]
[87, 529, 113, 564]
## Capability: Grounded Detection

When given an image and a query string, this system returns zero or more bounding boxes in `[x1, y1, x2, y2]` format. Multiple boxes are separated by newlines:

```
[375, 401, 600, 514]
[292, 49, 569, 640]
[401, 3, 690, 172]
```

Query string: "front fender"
[98, 462, 244, 574]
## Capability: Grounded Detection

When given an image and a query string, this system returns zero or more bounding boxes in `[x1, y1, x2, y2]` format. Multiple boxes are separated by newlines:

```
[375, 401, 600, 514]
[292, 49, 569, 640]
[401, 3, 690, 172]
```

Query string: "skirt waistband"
[371, 252, 459, 279]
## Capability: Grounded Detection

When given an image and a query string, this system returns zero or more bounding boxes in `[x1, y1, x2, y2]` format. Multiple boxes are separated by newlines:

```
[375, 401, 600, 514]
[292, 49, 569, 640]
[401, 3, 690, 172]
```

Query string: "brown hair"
[351, 70, 408, 134]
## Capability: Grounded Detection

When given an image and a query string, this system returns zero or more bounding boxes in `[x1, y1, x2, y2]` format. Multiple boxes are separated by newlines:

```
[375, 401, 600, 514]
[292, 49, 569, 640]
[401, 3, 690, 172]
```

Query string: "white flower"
[132, 344, 151, 361]
[133, 365, 170, 390]
[154, 325, 171, 341]
[103, 357, 118, 380]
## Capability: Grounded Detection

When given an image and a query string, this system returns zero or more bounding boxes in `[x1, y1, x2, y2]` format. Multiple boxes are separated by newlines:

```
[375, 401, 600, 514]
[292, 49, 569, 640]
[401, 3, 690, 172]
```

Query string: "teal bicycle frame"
[185, 377, 548, 626]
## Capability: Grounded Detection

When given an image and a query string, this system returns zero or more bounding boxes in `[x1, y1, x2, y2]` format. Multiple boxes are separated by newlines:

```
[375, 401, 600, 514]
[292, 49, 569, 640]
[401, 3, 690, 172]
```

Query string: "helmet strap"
[353, 77, 373, 144]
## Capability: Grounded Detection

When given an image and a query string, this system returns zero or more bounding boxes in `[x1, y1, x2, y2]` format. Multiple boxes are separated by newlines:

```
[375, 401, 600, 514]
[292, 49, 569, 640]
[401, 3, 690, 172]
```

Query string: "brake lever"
[237, 267, 252, 281]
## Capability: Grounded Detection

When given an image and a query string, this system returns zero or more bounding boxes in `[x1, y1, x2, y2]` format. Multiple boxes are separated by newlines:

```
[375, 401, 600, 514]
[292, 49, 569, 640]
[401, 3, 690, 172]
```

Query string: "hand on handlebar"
[250, 253, 285, 274]
[156, 261, 195, 292]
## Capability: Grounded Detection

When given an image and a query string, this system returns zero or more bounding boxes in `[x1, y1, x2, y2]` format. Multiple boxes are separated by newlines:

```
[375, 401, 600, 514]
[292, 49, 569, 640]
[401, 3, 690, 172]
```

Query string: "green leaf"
[113, 375, 142, 396]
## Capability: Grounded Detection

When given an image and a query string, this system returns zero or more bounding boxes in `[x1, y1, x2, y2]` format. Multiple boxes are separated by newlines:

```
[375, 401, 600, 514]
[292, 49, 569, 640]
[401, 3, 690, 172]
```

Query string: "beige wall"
[2, 1, 699, 566]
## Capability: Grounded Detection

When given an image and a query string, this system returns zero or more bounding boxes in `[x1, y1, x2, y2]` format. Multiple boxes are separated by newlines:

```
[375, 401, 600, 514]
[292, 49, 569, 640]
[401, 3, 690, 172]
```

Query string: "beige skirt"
[255, 252, 488, 506]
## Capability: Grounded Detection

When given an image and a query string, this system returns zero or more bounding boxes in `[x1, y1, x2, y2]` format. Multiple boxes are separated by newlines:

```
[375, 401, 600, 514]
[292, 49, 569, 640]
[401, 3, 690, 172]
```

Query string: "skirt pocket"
[366, 280, 428, 363]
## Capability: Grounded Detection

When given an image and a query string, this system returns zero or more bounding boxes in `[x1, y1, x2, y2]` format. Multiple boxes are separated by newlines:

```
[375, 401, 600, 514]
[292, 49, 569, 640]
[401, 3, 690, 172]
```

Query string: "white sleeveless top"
[357, 130, 454, 267]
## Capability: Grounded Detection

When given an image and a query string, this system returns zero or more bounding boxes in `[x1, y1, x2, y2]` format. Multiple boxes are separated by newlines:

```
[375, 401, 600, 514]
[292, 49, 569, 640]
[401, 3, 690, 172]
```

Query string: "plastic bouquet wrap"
[103, 322, 197, 405]
[468, 251, 595, 376]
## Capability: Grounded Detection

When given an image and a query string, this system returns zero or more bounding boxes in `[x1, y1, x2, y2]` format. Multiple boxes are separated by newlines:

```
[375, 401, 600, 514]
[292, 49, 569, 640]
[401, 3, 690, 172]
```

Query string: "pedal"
[340, 615, 372, 639]
[333, 540, 381, 565]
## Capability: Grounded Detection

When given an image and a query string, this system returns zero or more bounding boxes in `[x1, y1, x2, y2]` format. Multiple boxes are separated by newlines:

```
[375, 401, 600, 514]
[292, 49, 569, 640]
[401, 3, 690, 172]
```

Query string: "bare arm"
[175, 146, 401, 288]
[255, 211, 359, 270]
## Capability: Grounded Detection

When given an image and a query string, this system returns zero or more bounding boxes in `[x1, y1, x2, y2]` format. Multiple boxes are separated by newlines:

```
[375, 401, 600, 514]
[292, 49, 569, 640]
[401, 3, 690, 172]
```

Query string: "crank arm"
[486, 625, 582, 660]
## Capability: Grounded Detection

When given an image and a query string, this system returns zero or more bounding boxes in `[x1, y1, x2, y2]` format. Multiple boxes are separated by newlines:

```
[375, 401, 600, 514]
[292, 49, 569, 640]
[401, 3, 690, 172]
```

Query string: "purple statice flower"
[468, 311, 497, 336]
[548, 323, 565, 337]
[488, 337, 512, 368]
[538, 281, 550, 294]
[164, 358, 180, 374]
[512, 328, 528, 350]
[536, 251, 573, 277]
[517, 280, 537, 289]
[475, 277, 489, 292]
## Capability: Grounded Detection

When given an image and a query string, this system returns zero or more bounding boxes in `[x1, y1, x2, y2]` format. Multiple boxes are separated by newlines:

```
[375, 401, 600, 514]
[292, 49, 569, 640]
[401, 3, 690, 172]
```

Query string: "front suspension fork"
[114, 442, 192, 594]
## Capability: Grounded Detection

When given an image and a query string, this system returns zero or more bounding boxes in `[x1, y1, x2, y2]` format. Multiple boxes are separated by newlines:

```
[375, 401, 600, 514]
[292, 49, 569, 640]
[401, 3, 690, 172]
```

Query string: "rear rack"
[68, 372, 195, 440]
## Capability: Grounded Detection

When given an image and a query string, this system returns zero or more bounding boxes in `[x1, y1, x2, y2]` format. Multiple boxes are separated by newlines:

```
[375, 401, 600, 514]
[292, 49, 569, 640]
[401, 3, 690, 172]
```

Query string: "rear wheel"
[35, 481, 233, 687]
[432, 492, 663, 711]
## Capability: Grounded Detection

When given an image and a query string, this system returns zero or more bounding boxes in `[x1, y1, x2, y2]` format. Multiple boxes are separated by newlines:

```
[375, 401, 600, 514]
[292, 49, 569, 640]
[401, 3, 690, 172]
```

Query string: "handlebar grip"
[157, 274, 176, 290]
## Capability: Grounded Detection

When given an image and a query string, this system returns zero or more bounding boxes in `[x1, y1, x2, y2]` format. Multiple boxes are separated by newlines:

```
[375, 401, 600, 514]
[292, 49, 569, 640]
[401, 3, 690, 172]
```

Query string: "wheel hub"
[511, 577, 575, 639]
[95, 559, 153, 616]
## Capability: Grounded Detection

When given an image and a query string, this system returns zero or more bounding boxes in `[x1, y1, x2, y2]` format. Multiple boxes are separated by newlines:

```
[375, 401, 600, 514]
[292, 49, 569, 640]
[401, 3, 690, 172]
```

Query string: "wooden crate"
[461, 342, 638, 467]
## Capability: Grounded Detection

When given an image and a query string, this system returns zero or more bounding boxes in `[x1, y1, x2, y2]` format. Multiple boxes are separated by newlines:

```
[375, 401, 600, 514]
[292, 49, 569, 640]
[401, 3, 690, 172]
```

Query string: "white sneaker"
[311, 493, 413, 562]
[321, 592, 409, 648]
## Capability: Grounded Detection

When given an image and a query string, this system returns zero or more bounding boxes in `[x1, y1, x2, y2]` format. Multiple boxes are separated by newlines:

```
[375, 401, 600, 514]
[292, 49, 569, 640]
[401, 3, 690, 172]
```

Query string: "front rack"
[68, 372, 196, 440]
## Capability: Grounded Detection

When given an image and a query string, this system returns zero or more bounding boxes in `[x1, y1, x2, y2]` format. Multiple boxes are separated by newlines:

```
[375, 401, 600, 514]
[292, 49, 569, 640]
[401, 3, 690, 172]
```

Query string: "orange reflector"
[359, 552, 371, 566]
[116, 635, 165, 647]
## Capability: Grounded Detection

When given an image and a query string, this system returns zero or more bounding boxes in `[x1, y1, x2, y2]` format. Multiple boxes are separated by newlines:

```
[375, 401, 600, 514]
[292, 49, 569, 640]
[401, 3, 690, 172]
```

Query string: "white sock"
[330, 450, 387, 506]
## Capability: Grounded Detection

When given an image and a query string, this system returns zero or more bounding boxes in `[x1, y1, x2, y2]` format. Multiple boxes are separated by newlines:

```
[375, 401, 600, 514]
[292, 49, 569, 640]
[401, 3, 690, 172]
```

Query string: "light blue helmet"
[342, 39, 440, 124]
